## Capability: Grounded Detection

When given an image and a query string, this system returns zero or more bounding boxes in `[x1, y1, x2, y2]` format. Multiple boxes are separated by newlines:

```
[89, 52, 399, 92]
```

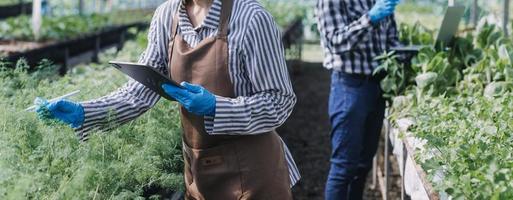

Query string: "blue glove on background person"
[368, 0, 400, 23]
[161, 82, 216, 116]
[35, 97, 85, 128]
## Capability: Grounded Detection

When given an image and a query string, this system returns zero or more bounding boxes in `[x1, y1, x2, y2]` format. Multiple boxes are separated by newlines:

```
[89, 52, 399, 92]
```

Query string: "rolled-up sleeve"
[75, 3, 170, 140]
[204, 11, 296, 135]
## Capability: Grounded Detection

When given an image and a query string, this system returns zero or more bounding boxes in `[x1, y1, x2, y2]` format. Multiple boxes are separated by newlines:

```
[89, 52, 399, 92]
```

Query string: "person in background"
[41, 0, 49, 15]
[315, 0, 400, 199]
[34, 0, 300, 199]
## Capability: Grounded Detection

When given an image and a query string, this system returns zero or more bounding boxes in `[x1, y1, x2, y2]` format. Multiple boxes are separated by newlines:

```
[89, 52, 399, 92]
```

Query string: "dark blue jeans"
[325, 71, 385, 200]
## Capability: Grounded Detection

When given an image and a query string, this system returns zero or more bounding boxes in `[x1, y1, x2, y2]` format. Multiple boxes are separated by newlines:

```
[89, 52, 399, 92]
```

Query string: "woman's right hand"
[35, 98, 85, 128]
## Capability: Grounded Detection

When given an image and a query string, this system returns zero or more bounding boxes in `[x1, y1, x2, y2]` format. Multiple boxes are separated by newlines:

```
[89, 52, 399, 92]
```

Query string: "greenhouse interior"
[0, 0, 512, 199]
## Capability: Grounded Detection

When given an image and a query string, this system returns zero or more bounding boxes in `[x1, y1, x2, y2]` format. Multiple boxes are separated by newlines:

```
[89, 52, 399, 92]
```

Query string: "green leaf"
[484, 82, 509, 98]
[381, 76, 396, 93]
[415, 72, 438, 89]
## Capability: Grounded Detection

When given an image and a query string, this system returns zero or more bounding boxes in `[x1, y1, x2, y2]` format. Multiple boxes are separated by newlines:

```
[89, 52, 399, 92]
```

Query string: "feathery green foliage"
[0, 32, 184, 199]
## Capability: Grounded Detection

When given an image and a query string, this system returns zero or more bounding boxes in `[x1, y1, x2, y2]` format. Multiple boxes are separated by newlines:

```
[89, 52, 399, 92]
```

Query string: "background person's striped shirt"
[315, 0, 400, 75]
[75, 0, 300, 186]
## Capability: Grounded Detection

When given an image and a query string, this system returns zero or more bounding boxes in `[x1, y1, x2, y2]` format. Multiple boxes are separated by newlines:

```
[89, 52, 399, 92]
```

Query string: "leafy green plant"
[260, 0, 307, 29]
[398, 22, 434, 45]
[411, 93, 513, 199]
[0, 32, 184, 199]
[376, 22, 513, 199]
[0, 11, 152, 42]
[0, 0, 29, 6]
[374, 51, 415, 101]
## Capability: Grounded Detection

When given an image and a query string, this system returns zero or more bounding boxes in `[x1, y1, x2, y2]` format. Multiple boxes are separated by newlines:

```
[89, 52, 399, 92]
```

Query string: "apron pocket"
[184, 141, 243, 199]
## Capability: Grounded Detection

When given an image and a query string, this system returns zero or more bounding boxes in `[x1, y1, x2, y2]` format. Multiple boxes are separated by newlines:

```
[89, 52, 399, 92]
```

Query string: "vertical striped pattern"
[76, 0, 300, 186]
[315, 0, 400, 75]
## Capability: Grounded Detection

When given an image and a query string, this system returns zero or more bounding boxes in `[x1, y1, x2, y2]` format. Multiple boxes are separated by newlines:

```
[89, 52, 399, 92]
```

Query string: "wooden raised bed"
[0, 2, 31, 19]
[3, 22, 148, 74]
[373, 115, 442, 200]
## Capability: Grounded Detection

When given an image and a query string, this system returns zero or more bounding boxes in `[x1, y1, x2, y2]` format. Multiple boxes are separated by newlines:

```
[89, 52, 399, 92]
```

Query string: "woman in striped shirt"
[36, 0, 299, 199]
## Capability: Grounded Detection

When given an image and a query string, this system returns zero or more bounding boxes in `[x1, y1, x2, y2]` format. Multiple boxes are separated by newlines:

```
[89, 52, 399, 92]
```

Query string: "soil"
[0, 40, 53, 54]
[277, 61, 401, 200]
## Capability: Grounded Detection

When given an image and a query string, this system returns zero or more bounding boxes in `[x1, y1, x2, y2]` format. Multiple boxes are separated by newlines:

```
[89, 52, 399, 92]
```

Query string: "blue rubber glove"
[35, 97, 85, 128]
[368, 0, 400, 23]
[161, 82, 216, 116]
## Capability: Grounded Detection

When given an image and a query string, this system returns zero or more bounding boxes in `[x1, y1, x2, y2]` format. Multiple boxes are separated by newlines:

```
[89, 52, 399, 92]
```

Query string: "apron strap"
[170, 0, 182, 40]
[218, 0, 234, 38]
[171, 0, 233, 39]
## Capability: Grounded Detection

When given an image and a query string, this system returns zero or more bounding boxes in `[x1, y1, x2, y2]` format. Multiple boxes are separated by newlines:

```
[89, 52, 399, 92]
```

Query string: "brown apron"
[167, 0, 292, 199]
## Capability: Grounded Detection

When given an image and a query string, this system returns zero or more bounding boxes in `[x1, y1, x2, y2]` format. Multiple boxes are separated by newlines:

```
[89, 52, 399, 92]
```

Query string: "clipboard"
[109, 61, 184, 101]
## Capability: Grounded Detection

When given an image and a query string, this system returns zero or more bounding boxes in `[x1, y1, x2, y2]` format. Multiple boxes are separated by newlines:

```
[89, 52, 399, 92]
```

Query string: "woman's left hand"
[162, 82, 216, 116]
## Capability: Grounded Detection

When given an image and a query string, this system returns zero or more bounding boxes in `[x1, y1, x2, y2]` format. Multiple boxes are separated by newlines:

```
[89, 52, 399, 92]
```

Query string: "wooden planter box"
[4, 22, 148, 74]
[0, 2, 32, 19]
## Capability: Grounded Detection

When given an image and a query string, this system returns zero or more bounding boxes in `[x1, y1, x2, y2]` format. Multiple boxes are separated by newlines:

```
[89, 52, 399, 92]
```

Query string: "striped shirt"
[315, 0, 400, 75]
[75, 0, 300, 186]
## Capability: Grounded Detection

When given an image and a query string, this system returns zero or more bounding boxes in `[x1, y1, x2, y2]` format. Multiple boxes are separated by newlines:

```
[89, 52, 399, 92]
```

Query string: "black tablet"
[109, 61, 183, 101]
